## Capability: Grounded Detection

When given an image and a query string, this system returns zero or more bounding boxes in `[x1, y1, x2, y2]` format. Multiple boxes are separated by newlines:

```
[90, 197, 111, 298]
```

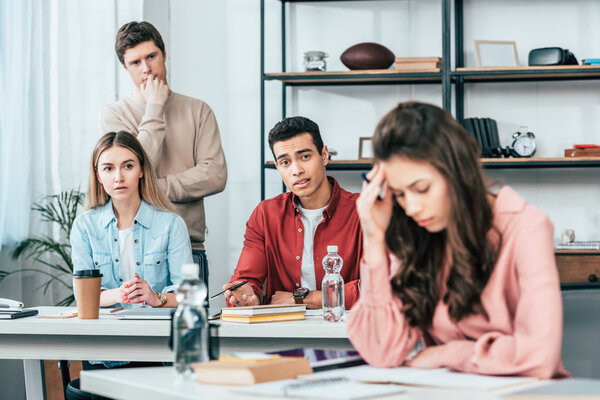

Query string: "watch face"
[512, 136, 536, 157]
[293, 287, 309, 298]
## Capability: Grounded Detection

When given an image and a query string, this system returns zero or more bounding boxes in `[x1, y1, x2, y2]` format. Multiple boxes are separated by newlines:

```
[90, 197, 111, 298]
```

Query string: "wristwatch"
[293, 287, 310, 304]
[154, 292, 168, 308]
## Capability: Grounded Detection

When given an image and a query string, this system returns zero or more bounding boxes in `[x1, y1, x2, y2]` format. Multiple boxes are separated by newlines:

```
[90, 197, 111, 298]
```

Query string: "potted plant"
[0, 190, 84, 306]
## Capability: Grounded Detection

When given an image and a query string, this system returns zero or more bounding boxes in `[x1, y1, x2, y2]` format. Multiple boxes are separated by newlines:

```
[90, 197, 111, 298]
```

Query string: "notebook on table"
[503, 378, 600, 399]
[113, 307, 222, 320]
[232, 377, 405, 400]
[300, 365, 537, 391]
[112, 308, 174, 319]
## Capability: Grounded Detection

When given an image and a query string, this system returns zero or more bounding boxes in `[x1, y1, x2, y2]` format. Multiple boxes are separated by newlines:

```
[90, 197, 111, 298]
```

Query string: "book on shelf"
[582, 58, 600, 65]
[395, 56, 441, 63]
[192, 356, 313, 385]
[394, 62, 440, 71]
[555, 241, 600, 250]
[564, 147, 600, 157]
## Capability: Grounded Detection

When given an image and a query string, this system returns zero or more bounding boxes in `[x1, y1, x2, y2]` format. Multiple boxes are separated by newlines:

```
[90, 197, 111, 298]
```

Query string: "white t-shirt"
[298, 204, 327, 290]
[118, 227, 136, 281]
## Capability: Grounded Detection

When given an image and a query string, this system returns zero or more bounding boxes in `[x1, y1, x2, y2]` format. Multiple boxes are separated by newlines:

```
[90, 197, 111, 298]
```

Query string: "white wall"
[2, 1, 599, 396]
[164, 0, 600, 297]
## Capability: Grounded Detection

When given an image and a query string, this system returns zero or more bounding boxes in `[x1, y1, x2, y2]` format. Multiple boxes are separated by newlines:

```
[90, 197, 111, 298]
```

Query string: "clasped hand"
[118, 273, 160, 307]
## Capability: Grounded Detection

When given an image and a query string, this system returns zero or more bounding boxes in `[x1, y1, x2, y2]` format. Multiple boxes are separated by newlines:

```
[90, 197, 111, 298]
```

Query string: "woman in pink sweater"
[348, 102, 569, 378]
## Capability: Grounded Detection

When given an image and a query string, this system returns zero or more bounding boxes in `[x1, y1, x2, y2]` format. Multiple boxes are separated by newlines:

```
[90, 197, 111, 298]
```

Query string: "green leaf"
[3, 189, 84, 306]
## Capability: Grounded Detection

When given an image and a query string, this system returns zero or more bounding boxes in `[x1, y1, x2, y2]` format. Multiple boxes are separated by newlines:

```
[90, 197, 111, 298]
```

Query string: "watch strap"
[155, 292, 167, 308]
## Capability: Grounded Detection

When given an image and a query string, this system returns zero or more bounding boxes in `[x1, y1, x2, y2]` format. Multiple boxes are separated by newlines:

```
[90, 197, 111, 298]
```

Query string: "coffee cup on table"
[73, 269, 103, 319]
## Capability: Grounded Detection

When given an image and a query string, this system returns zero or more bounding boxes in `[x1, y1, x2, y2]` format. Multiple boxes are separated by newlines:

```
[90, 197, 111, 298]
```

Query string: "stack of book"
[394, 56, 441, 72]
[193, 355, 312, 385]
[0, 298, 38, 319]
[221, 304, 306, 324]
[564, 144, 600, 158]
[556, 241, 600, 250]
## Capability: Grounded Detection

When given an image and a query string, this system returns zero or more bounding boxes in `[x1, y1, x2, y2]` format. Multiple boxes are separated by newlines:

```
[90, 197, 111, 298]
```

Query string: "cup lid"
[73, 269, 103, 278]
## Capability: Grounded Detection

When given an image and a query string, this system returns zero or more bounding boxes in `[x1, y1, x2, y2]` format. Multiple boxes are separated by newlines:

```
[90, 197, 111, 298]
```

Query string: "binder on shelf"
[476, 118, 490, 151]
[485, 118, 501, 148]
[462, 118, 476, 141]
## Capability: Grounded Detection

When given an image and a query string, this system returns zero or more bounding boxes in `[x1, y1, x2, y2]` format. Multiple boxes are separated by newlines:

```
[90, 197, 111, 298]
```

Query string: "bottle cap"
[327, 245, 338, 253]
[181, 263, 199, 277]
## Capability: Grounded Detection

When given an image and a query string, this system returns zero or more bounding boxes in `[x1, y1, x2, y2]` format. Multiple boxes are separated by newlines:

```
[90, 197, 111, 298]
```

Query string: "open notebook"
[299, 365, 537, 391]
[232, 377, 405, 400]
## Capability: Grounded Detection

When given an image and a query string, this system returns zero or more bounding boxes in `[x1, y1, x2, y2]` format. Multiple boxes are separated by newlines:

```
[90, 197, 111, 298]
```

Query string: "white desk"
[0, 306, 352, 399]
[80, 366, 550, 400]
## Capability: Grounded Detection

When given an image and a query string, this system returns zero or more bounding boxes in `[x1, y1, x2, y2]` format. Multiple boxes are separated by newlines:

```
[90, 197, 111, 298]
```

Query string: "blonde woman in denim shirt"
[71, 131, 192, 310]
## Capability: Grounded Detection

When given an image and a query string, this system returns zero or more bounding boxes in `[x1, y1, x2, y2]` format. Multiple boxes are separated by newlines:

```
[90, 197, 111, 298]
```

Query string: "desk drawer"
[556, 254, 600, 283]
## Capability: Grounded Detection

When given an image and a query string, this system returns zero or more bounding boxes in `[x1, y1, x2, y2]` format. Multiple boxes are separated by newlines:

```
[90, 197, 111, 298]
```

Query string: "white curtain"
[0, 0, 143, 305]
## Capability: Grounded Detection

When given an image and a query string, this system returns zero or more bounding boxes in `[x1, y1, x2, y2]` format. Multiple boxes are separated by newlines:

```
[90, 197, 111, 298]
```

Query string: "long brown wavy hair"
[87, 131, 174, 212]
[373, 102, 498, 331]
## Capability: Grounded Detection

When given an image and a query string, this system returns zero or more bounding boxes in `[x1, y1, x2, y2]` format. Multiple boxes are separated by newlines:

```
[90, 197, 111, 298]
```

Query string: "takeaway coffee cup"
[73, 269, 103, 319]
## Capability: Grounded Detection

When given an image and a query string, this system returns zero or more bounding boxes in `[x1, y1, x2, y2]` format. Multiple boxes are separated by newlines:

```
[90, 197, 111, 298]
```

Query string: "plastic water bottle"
[322, 245, 344, 322]
[173, 263, 209, 377]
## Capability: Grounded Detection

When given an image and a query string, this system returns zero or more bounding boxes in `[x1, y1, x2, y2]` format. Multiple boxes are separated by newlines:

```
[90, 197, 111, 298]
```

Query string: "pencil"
[209, 280, 249, 300]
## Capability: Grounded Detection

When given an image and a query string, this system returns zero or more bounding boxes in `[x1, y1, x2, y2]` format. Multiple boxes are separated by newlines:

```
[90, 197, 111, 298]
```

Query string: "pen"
[361, 172, 383, 200]
[110, 307, 124, 313]
[210, 280, 249, 300]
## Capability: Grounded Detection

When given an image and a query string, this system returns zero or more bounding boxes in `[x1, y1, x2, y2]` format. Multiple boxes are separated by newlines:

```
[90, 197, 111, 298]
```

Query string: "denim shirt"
[71, 200, 192, 294]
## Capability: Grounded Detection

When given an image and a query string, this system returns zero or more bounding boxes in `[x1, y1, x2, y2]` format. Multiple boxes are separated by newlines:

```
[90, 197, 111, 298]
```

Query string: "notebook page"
[300, 365, 536, 391]
[231, 378, 405, 400]
[300, 365, 447, 383]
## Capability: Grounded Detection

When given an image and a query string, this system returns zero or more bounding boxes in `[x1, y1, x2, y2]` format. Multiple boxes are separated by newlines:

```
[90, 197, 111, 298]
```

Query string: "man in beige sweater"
[100, 21, 227, 289]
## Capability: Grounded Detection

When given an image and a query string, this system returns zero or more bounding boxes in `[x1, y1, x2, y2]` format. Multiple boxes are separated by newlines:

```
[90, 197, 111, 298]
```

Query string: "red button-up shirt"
[229, 177, 362, 308]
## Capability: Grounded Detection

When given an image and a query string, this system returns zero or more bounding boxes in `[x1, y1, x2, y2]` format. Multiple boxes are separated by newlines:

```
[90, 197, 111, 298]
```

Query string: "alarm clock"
[509, 129, 536, 157]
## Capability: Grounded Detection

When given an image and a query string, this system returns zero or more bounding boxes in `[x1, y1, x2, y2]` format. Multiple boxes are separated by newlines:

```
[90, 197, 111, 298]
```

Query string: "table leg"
[23, 359, 46, 400]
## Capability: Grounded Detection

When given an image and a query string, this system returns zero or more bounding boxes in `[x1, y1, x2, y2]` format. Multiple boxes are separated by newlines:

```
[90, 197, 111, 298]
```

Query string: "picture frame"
[474, 40, 519, 68]
[358, 137, 373, 160]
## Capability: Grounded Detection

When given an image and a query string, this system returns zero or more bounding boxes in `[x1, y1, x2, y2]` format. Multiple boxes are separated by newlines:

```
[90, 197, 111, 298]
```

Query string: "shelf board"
[264, 69, 441, 85]
[265, 160, 372, 170]
[555, 249, 600, 255]
[481, 157, 600, 168]
[266, 157, 600, 171]
[454, 65, 600, 82]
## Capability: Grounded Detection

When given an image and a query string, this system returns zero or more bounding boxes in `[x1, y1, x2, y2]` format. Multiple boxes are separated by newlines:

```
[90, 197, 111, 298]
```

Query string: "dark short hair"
[268, 116, 324, 158]
[115, 21, 165, 65]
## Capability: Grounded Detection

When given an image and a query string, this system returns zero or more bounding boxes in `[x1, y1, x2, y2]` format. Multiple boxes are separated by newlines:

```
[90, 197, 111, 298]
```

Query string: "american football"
[340, 42, 395, 70]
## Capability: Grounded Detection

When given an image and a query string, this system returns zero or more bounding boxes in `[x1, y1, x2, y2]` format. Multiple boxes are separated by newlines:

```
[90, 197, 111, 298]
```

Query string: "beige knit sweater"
[100, 92, 227, 250]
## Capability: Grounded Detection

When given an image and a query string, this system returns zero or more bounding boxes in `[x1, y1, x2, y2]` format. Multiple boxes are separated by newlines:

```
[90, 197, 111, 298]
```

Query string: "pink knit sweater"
[347, 186, 570, 378]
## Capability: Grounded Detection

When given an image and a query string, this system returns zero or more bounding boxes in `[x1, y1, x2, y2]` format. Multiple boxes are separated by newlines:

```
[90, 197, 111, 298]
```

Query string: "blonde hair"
[87, 131, 174, 212]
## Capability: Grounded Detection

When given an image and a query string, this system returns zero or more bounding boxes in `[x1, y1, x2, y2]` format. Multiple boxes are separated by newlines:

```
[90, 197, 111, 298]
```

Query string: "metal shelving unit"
[453, 0, 600, 122]
[260, 0, 452, 200]
[266, 157, 600, 171]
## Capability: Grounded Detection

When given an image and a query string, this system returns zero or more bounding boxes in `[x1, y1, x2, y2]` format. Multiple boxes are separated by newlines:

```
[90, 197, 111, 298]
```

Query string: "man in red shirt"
[224, 117, 362, 309]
